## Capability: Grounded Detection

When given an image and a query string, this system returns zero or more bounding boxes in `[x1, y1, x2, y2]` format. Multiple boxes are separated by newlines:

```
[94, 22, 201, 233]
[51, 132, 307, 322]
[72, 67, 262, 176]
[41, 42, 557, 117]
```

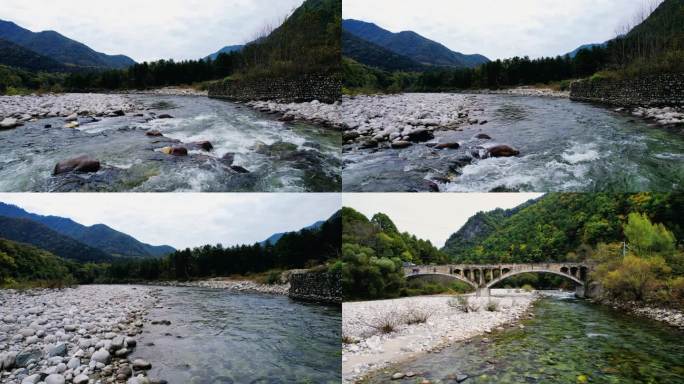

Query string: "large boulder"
[160, 146, 188, 156]
[15, 349, 42, 367]
[0, 351, 17, 371]
[53, 156, 101, 175]
[0, 117, 21, 129]
[488, 145, 520, 158]
[407, 128, 434, 143]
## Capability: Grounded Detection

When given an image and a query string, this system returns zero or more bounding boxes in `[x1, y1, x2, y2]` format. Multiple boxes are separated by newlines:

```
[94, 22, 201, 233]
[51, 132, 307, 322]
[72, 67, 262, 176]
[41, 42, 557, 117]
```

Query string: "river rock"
[488, 145, 520, 158]
[73, 374, 89, 384]
[0, 351, 17, 370]
[65, 113, 78, 122]
[407, 129, 435, 143]
[391, 372, 406, 380]
[435, 142, 460, 150]
[190, 141, 213, 151]
[157, 114, 173, 119]
[146, 130, 164, 137]
[456, 374, 469, 382]
[48, 343, 68, 357]
[132, 359, 152, 370]
[0, 117, 21, 129]
[111, 336, 124, 350]
[221, 153, 235, 165]
[91, 348, 110, 364]
[160, 146, 188, 156]
[67, 357, 80, 369]
[45, 373, 66, 384]
[53, 155, 101, 175]
[15, 349, 42, 367]
[21, 374, 41, 384]
[391, 141, 412, 149]
[231, 165, 250, 174]
[476, 133, 492, 140]
[125, 337, 137, 347]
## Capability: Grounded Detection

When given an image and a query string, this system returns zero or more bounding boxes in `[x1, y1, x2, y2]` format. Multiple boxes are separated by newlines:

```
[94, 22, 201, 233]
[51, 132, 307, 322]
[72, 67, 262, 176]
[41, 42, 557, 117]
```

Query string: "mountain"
[261, 220, 326, 246]
[205, 45, 243, 61]
[0, 238, 74, 285]
[0, 38, 70, 72]
[342, 30, 426, 72]
[0, 20, 136, 70]
[0, 203, 174, 258]
[236, 0, 341, 77]
[565, 42, 608, 58]
[342, 19, 489, 69]
[441, 193, 684, 264]
[0, 216, 112, 263]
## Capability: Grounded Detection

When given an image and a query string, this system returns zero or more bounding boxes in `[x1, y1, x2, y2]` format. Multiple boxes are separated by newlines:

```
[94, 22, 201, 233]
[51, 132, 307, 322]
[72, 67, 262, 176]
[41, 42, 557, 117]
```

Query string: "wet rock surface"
[0, 94, 341, 192]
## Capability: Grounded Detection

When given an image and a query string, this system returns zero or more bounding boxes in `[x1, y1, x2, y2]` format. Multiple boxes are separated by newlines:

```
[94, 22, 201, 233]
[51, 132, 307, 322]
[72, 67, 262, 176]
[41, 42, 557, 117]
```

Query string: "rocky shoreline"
[342, 291, 537, 383]
[0, 285, 165, 384]
[151, 278, 290, 296]
[476, 86, 570, 98]
[123, 87, 208, 97]
[245, 99, 342, 129]
[595, 299, 684, 329]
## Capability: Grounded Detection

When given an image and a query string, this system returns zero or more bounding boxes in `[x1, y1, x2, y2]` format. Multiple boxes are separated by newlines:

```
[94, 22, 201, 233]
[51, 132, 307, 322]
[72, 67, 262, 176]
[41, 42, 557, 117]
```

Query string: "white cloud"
[343, 193, 543, 248]
[0, 193, 341, 249]
[343, 0, 662, 59]
[2, 0, 305, 62]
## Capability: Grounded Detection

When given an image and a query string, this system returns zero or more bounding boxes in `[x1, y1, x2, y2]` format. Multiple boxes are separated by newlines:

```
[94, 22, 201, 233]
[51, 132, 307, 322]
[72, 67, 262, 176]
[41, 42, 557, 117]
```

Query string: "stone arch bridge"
[404, 263, 592, 297]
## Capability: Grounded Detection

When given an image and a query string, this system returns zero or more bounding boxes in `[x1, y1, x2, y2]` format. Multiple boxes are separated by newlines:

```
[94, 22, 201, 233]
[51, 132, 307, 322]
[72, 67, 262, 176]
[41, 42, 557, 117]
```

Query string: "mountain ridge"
[342, 19, 489, 69]
[0, 203, 174, 259]
[0, 19, 136, 70]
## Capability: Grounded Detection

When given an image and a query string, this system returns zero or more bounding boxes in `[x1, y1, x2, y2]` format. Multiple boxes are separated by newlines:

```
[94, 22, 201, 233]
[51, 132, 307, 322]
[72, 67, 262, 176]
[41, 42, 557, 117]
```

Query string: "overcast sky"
[0, 194, 340, 249]
[2, 0, 304, 62]
[343, 193, 543, 248]
[344, 0, 662, 59]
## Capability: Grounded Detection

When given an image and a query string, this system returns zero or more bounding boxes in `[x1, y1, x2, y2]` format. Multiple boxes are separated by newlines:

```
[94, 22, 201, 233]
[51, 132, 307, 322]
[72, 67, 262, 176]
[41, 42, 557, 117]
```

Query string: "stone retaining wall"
[288, 269, 341, 304]
[570, 73, 684, 106]
[208, 75, 341, 104]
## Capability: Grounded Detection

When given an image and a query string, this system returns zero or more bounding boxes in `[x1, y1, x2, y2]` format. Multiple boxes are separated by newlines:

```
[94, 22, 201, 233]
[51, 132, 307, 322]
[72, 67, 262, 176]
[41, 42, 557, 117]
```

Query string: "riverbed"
[0, 94, 341, 192]
[361, 293, 684, 384]
[129, 286, 341, 384]
[341, 93, 684, 192]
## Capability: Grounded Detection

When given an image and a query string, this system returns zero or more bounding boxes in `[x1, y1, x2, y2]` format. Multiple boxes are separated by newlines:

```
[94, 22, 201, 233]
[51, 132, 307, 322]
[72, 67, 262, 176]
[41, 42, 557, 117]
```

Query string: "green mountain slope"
[342, 30, 425, 72]
[0, 38, 69, 72]
[0, 216, 112, 263]
[442, 193, 684, 264]
[0, 238, 74, 286]
[0, 19, 136, 70]
[237, 0, 341, 77]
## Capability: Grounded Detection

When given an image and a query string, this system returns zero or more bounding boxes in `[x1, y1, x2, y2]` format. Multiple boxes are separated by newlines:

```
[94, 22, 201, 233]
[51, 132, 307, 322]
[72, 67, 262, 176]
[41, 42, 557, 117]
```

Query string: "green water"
[364, 295, 684, 384]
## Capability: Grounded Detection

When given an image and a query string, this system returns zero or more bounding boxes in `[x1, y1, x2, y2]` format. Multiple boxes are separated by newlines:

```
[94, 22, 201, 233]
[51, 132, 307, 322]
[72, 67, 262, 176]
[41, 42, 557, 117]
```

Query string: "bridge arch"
[485, 269, 585, 289]
[406, 273, 479, 289]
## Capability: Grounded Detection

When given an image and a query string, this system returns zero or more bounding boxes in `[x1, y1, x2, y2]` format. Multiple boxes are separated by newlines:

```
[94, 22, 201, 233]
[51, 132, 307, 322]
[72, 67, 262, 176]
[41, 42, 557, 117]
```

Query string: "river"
[129, 286, 341, 384]
[361, 293, 684, 383]
[0, 95, 341, 192]
[342, 94, 684, 192]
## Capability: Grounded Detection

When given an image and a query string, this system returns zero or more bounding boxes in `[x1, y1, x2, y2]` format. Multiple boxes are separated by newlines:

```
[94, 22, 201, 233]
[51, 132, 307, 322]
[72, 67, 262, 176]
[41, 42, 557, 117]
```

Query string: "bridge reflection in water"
[404, 263, 591, 297]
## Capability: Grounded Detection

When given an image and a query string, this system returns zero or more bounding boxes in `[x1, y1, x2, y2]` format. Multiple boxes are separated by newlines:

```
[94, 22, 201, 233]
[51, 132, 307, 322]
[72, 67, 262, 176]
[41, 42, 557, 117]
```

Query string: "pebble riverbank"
[596, 299, 684, 329]
[152, 278, 290, 296]
[342, 291, 536, 383]
[0, 285, 164, 384]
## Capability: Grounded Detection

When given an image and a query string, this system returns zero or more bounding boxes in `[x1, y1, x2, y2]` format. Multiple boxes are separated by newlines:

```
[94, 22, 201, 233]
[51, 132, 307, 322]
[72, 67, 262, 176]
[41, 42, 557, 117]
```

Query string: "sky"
[2, 0, 305, 62]
[0, 193, 340, 249]
[343, 0, 663, 60]
[343, 193, 543, 248]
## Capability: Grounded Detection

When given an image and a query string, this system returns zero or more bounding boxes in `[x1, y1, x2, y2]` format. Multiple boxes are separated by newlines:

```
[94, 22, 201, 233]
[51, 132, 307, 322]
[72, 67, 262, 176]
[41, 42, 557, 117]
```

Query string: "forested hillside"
[442, 193, 684, 265]
[0, 38, 69, 72]
[342, 31, 425, 72]
[106, 210, 342, 282]
[0, 217, 113, 263]
[338, 207, 456, 300]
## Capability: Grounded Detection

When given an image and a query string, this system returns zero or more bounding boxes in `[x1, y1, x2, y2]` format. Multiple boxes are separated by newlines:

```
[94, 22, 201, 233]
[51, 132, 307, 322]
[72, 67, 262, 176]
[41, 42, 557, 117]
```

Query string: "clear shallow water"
[131, 287, 341, 384]
[343, 94, 684, 192]
[363, 295, 684, 384]
[0, 95, 341, 192]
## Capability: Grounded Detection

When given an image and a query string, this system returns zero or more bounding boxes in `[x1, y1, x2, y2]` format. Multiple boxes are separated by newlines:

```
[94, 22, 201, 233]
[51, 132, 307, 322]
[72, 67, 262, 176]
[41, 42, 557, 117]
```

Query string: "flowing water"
[0, 95, 341, 192]
[362, 294, 684, 384]
[130, 287, 341, 384]
[343, 94, 684, 192]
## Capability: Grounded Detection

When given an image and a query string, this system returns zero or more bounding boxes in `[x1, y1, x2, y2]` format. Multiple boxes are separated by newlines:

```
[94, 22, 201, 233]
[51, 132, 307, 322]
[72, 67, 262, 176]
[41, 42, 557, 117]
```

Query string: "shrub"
[521, 284, 534, 292]
[366, 311, 402, 335]
[342, 335, 357, 345]
[486, 300, 499, 312]
[448, 295, 480, 313]
[403, 307, 431, 325]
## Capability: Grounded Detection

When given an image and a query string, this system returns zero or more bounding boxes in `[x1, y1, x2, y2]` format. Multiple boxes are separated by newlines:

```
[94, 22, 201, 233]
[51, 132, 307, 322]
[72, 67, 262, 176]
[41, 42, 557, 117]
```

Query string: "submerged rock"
[488, 145, 520, 158]
[53, 155, 101, 175]
[146, 130, 164, 137]
[435, 142, 461, 150]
